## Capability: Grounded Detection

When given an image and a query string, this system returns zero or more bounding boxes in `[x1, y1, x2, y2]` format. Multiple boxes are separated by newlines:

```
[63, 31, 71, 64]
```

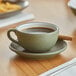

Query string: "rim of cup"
[16, 22, 59, 35]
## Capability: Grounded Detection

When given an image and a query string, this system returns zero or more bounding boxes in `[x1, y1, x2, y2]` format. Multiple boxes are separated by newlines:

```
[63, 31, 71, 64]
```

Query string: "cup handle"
[7, 28, 19, 45]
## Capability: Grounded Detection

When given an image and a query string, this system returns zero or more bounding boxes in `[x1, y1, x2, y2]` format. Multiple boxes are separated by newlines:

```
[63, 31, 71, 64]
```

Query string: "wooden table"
[0, 0, 76, 76]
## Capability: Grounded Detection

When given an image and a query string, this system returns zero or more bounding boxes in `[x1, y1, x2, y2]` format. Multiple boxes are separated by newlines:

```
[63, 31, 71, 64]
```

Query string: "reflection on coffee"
[21, 27, 55, 34]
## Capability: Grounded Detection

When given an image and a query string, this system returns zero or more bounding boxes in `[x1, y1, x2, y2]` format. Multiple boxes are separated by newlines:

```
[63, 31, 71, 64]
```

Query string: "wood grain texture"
[0, 0, 76, 76]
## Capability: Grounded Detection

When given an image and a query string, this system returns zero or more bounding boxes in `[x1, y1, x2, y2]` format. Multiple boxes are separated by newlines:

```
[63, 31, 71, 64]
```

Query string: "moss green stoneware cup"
[7, 22, 59, 53]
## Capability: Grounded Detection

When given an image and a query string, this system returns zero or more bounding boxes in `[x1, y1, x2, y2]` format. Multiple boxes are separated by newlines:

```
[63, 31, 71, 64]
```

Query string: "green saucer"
[9, 39, 67, 60]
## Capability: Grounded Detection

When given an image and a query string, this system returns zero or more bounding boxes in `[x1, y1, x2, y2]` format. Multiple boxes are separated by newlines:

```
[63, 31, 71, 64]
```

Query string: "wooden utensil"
[59, 35, 72, 41]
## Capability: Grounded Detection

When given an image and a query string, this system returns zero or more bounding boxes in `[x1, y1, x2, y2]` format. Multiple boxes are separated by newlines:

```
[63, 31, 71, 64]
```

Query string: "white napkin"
[0, 12, 35, 28]
[68, 0, 76, 9]
[40, 58, 76, 76]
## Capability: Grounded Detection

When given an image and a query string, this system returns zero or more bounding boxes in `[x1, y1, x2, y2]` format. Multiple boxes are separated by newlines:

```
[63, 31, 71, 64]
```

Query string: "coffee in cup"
[21, 27, 54, 34]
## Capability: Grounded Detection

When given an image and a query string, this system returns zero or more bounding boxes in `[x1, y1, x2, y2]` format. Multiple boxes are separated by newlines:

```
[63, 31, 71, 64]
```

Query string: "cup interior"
[17, 22, 59, 34]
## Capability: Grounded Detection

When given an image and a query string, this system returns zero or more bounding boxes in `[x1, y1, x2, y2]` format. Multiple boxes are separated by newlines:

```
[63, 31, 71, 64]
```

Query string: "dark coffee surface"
[21, 27, 54, 34]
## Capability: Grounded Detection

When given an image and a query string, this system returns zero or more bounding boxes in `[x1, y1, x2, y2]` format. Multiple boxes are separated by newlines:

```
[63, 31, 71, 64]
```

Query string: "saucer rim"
[9, 39, 67, 56]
